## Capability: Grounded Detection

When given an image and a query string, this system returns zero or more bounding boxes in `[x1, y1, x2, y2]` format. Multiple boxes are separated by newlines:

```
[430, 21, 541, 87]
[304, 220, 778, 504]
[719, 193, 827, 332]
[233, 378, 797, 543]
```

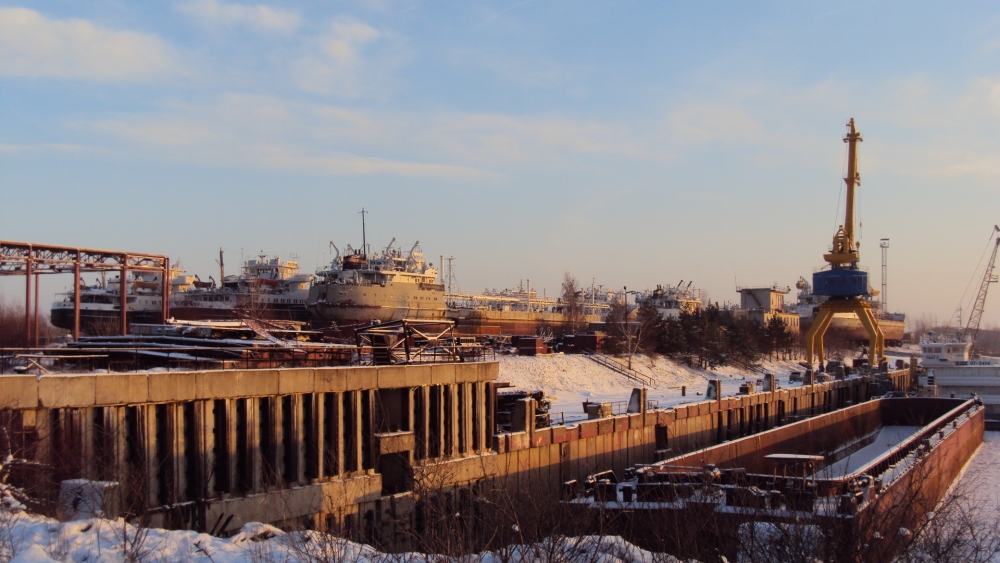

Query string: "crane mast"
[823, 119, 863, 266]
[965, 226, 1000, 350]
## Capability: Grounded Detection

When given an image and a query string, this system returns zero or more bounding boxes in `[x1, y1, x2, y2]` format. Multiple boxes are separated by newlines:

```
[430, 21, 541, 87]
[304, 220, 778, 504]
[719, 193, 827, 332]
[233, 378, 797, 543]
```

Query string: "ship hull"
[50, 308, 163, 332]
[800, 314, 905, 345]
[446, 309, 602, 336]
[169, 303, 310, 322]
[307, 282, 447, 325]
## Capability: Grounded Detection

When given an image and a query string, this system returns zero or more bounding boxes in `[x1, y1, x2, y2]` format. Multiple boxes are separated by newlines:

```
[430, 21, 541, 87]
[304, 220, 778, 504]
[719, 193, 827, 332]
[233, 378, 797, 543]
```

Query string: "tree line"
[604, 299, 797, 370]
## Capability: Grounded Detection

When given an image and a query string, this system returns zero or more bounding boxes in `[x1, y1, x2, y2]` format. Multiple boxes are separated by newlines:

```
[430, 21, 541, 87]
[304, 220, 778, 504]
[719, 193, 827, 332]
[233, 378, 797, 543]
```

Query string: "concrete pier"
[0, 363, 887, 543]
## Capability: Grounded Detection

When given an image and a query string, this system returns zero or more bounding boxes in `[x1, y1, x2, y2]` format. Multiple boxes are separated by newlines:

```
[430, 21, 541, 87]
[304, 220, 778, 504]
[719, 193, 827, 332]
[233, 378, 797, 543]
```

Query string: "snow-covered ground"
[499, 353, 812, 420]
[0, 513, 681, 563]
[820, 426, 922, 477]
[951, 430, 1000, 517]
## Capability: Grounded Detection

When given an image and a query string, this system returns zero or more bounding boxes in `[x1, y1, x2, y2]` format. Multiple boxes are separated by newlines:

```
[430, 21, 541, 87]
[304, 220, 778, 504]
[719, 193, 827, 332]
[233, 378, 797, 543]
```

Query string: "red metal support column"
[162, 258, 170, 324]
[73, 251, 81, 341]
[24, 252, 31, 348]
[120, 254, 128, 336]
[34, 272, 40, 346]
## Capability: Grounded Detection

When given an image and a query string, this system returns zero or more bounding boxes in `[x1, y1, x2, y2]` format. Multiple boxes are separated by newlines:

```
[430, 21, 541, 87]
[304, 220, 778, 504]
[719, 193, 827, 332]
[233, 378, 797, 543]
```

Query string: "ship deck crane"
[964, 225, 1000, 352]
[804, 118, 886, 369]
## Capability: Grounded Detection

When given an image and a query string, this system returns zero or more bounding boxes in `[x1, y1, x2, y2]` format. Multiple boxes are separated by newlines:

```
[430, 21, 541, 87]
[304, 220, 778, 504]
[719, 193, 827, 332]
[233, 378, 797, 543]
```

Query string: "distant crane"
[964, 225, 1000, 352]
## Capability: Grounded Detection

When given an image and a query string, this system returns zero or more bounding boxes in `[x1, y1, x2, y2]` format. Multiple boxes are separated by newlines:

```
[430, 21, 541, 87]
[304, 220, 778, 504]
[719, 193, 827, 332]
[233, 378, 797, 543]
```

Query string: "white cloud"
[293, 18, 388, 97]
[83, 93, 648, 179]
[0, 8, 175, 80]
[0, 143, 94, 153]
[177, 0, 301, 33]
[669, 103, 762, 145]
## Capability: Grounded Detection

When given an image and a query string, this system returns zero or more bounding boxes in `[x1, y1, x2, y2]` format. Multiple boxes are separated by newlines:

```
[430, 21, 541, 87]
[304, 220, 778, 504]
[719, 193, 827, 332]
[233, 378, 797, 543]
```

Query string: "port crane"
[962, 225, 1000, 352]
[804, 118, 885, 368]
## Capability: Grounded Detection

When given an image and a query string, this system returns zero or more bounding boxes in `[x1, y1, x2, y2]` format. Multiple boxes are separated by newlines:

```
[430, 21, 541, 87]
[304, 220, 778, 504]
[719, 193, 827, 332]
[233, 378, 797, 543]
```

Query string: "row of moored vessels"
[51, 236, 907, 340]
[50, 241, 623, 335]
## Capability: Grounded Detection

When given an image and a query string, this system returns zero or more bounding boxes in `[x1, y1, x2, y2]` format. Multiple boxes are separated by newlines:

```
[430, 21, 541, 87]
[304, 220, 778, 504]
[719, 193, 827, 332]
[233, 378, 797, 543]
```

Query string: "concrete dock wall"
[0, 363, 890, 541]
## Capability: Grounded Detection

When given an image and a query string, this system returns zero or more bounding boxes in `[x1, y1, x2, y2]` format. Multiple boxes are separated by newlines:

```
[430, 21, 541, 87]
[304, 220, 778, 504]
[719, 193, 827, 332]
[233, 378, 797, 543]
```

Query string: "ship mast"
[359, 208, 368, 256]
[216, 247, 225, 286]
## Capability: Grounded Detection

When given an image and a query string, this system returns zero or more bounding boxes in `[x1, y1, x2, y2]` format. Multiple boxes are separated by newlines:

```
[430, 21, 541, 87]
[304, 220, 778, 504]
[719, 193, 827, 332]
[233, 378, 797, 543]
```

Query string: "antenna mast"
[359, 208, 368, 256]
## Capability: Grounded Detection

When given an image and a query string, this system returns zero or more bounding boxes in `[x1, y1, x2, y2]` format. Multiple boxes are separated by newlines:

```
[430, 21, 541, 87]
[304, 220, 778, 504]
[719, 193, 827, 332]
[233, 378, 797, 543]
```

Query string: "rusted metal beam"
[33, 273, 39, 347]
[162, 257, 170, 324]
[1, 241, 170, 342]
[0, 241, 168, 274]
[24, 251, 32, 348]
[120, 255, 128, 336]
[74, 250, 81, 341]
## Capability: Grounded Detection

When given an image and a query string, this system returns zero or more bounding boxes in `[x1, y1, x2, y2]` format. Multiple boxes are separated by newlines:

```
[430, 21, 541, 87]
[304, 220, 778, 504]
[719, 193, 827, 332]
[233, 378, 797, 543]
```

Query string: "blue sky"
[3, 1, 1000, 327]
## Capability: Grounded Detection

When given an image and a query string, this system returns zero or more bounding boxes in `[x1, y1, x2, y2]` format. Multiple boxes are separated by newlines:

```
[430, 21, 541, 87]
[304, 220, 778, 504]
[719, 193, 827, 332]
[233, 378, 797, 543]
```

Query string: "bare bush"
[0, 293, 65, 347]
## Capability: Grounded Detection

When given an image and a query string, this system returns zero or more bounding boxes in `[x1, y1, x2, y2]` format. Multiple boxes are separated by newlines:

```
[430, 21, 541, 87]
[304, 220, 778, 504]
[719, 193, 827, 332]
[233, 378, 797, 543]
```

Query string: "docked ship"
[918, 331, 1000, 416]
[444, 282, 615, 336]
[171, 254, 313, 322]
[638, 281, 702, 319]
[794, 276, 905, 345]
[306, 241, 446, 326]
[50, 271, 183, 332]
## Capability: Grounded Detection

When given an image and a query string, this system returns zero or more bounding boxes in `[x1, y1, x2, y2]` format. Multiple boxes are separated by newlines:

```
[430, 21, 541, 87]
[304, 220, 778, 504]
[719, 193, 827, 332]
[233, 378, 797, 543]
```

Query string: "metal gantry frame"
[0, 241, 170, 344]
[354, 319, 489, 365]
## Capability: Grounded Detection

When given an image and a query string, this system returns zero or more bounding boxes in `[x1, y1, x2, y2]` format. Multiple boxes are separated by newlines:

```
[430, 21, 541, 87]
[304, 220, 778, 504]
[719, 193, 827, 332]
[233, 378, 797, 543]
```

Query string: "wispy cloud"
[176, 0, 301, 33]
[292, 17, 404, 97]
[669, 102, 762, 145]
[81, 93, 649, 179]
[0, 8, 176, 80]
[0, 143, 96, 153]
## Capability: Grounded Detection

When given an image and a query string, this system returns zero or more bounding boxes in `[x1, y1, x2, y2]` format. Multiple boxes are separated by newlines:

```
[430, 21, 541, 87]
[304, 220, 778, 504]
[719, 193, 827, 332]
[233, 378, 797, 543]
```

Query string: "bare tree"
[561, 274, 585, 334]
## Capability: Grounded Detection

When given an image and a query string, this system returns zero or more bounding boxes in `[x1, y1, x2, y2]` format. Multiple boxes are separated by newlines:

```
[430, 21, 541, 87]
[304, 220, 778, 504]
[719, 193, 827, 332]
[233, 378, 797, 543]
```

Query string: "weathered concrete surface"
[0, 361, 886, 541]
[5, 363, 501, 407]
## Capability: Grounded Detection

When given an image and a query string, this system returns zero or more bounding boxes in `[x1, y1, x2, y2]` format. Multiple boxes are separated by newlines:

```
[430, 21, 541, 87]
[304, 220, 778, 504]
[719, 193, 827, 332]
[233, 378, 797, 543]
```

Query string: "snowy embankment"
[0, 512, 680, 563]
[499, 353, 809, 419]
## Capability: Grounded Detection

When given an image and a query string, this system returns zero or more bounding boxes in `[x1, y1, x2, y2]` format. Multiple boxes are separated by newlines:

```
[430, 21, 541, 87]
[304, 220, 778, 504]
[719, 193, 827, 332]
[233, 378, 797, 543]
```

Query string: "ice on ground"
[499, 353, 811, 419]
[819, 426, 922, 477]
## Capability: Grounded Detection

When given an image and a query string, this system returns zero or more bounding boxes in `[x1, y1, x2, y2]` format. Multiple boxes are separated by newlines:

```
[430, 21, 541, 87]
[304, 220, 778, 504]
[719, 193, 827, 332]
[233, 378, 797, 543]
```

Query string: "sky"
[3, 1, 1000, 328]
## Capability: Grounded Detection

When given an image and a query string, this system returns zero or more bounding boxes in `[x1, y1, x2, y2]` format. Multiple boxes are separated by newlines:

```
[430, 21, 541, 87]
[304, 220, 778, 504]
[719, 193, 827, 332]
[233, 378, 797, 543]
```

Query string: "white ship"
[919, 331, 1000, 416]
[50, 271, 186, 332]
[172, 255, 313, 322]
[639, 281, 702, 319]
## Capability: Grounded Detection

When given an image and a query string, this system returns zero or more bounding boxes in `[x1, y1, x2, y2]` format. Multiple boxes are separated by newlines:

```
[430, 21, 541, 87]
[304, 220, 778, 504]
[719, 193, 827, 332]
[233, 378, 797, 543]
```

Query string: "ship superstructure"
[171, 254, 313, 322]
[307, 241, 445, 326]
[51, 270, 185, 332]
[638, 282, 702, 319]
[445, 282, 615, 335]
